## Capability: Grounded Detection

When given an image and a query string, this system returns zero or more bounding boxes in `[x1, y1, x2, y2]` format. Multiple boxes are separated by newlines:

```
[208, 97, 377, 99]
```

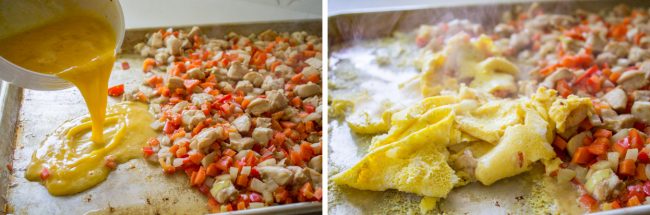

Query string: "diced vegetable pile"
[518, 5, 650, 212]
[129, 27, 323, 212]
[414, 3, 650, 213]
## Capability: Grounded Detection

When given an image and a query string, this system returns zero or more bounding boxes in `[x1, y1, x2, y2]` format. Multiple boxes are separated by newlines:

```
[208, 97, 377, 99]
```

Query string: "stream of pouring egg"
[0, 12, 115, 143]
[0, 11, 155, 195]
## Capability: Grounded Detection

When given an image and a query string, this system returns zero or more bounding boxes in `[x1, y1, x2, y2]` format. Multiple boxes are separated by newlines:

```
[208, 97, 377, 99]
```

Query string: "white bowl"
[0, 0, 125, 91]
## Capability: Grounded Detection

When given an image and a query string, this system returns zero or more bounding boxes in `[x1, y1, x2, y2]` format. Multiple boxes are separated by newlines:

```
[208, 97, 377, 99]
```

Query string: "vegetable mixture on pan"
[127, 27, 323, 212]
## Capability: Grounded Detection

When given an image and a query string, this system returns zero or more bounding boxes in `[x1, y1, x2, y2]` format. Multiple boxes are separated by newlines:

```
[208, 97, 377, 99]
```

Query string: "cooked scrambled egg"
[346, 111, 392, 134]
[549, 95, 595, 133]
[333, 87, 564, 205]
[456, 99, 522, 144]
[334, 33, 598, 213]
[420, 33, 517, 97]
[369, 96, 459, 150]
[475, 102, 556, 185]
[332, 106, 458, 198]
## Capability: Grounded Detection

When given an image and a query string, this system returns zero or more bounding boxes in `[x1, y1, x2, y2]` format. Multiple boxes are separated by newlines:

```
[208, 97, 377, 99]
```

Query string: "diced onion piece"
[163, 156, 172, 166]
[607, 173, 619, 187]
[159, 149, 171, 159]
[626, 148, 639, 161]
[585, 167, 596, 180]
[608, 152, 620, 171]
[230, 167, 239, 180]
[249, 202, 265, 209]
[250, 179, 266, 193]
[557, 168, 577, 183]
[262, 191, 274, 204]
[266, 56, 276, 64]
[575, 165, 588, 183]
[159, 135, 171, 146]
[201, 152, 217, 167]
[591, 160, 611, 171]
[213, 52, 223, 61]
[172, 158, 184, 167]
[266, 180, 279, 192]
[585, 169, 614, 194]
[241, 166, 252, 176]
[568, 132, 588, 156]
[173, 137, 190, 145]
[612, 129, 630, 143]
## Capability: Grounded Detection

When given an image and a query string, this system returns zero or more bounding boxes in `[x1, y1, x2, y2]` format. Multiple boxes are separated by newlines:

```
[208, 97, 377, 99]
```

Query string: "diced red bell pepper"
[250, 167, 260, 178]
[223, 149, 237, 157]
[553, 136, 568, 150]
[215, 156, 233, 171]
[107, 84, 125, 97]
[163, 121, 176, 134]
[207, 197, 220, 213]
[303, 104, 316, 113]
[639, 151, 650, 163]
[184, 79, 200, 90]
[574, 65, 598, 84]
[188, 152, 204, 165]
[299, 182, 315, 200]
[40, 168, 50, 180]
[630, 129, 644, 149]
[290, 150, 304, 166]
[628, 196, 642, 207]
[627, 184, 647, 202]
[579, 194, 597, 211]
[225, 204, 234, 212]
[614, 138, 631, 156]
[218, 94, 233, 103]
[588, 138, 609, 155]
[556, 79, 572, 98]
[314, 188, 323, 201]
[121, 61, 130, 70]
[594, 129, 613, 138]
[236, 200, 247, 210]
[274, 187, 289, 203]
[244, 151, 257, 166]
[610, 200, 622, 209]
[171, 114, 182, 126]
[300, 142, 314, 161]
[143, 146, 154, 157]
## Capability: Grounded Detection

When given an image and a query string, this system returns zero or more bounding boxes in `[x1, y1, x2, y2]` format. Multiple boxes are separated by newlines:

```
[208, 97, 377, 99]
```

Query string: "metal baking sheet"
[1, 20, 322, 215]
[327, 1, 650, 214]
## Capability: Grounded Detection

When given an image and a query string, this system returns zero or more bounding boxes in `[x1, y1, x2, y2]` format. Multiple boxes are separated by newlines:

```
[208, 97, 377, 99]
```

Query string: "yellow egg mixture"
[0, 12, 155, 195]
